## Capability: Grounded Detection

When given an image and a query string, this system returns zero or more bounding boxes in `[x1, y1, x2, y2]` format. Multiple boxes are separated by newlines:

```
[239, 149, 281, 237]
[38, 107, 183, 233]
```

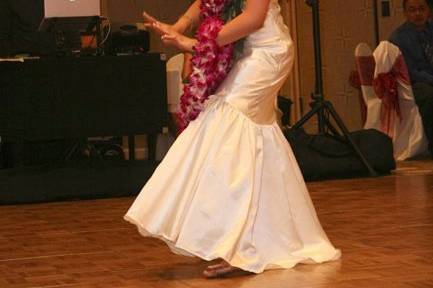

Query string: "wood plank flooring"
[1, 159, 433, 288]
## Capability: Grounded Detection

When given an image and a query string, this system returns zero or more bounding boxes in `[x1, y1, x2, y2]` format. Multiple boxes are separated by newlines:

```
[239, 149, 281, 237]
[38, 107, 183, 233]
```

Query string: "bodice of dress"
[209, 0, 294, 126]
[245, 0, 291, 48]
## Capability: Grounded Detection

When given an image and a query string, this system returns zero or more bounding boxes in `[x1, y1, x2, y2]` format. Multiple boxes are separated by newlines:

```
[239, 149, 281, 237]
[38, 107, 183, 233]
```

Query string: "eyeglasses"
[406, 6, 429, 14]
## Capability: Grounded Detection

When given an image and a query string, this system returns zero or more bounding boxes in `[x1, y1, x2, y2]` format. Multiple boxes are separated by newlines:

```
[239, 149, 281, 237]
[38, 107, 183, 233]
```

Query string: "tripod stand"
[291, 0, 378, 177]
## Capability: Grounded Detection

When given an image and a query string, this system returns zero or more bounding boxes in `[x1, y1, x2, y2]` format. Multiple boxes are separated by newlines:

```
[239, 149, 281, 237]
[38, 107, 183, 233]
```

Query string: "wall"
[378, 0, 405, 40]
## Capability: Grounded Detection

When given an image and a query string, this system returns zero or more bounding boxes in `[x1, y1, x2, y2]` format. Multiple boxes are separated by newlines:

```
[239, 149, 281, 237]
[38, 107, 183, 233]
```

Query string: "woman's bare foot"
[202, 260, 243, 278]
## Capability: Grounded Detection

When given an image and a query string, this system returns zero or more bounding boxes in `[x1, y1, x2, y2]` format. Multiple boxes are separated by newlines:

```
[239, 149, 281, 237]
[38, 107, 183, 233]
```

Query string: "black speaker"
[107, 24, 150, 55]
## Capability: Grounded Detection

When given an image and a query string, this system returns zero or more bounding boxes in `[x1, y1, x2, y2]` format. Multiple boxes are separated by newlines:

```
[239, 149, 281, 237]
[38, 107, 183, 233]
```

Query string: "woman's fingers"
[154, 22, 175, 36]
[142, 12, 192, 51]
[142, 11, 157, 24]
[143, 10, 180, 40]
[144, 19, 173, 37]
[161, 33, 176, 40]
[143, 11, 161, 34]
[161, 32, 179, 46]
[161, 34, 176, 46]
[152, 22, 167, 35]
[162, 34, 194, 52]
[144, 22, 165, 36]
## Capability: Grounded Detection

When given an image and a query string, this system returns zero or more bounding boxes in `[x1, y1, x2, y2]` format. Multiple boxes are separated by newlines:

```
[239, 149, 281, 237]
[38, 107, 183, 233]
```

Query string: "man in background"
[0, 0, 53, 56]
[390, 0, 433, 157]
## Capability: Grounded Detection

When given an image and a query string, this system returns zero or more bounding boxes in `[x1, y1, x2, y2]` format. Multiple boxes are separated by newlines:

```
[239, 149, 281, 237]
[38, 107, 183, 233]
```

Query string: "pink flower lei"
[176, 0, 235, 133]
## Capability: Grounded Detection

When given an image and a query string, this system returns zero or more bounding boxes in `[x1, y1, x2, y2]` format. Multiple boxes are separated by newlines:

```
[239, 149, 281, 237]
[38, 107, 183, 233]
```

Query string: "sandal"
[202, 260, 243, 278]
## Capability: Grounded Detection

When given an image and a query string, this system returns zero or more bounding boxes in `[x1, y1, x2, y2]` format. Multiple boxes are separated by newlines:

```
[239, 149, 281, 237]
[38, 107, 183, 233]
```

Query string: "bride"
[124, 0, 341, 278]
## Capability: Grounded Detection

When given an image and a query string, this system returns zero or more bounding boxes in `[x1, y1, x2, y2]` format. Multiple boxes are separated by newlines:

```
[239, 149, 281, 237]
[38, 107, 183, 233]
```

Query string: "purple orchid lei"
[176, 0, 235, 133]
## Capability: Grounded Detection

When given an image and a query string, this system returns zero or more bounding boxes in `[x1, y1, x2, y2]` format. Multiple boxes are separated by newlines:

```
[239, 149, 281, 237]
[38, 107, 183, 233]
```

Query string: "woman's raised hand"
[143, 11, 175, 36]
[143, 11, 197, 52]
[160, 30, 197, 52]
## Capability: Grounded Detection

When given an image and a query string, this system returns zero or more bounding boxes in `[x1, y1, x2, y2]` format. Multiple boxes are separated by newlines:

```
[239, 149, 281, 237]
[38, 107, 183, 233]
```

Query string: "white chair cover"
[355, 43, 382, 130]
[154, 54, 184, 160]
[373, 41, 428, 160]
[166, 53, 185, 113]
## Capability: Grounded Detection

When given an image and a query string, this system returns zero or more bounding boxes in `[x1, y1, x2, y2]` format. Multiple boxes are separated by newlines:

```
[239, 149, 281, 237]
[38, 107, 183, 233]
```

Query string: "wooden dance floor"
[1, 159, 433, 288]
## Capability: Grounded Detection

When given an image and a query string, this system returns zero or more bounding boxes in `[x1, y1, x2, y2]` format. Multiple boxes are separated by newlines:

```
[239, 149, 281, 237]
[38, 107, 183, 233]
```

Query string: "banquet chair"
[166, 53, 185, 113]
[354, 43, 381, 130]
[155, 54, 185, 161]
[372, 41, 428, 160]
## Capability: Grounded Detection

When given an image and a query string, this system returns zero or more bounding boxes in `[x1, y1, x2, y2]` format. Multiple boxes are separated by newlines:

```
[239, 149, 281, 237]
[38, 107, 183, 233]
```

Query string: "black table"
[0, 53, 167, 164]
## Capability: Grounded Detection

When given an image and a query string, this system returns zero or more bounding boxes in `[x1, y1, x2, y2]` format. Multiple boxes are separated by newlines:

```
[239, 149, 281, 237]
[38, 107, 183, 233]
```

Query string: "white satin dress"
[124, 0, 341, 273]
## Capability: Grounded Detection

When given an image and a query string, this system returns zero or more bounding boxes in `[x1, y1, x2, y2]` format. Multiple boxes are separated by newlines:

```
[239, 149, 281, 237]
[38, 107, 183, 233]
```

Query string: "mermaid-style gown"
[124, 0, 341, 273]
